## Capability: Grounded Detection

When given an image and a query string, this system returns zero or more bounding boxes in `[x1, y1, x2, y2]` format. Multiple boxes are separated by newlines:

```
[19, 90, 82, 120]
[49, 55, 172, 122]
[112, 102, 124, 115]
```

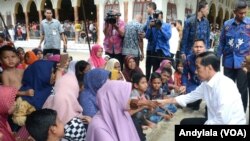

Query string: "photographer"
[145, 10, 172, 73]
[103, 9, 125, 70]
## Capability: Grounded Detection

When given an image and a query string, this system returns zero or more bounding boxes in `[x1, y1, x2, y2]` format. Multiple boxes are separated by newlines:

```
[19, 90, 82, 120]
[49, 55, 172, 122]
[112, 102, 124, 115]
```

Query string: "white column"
[119, 1, 125, 21]
[176, 0, 185, 24]
[127, 0, 133, 22]
[98, 4, 105, 45]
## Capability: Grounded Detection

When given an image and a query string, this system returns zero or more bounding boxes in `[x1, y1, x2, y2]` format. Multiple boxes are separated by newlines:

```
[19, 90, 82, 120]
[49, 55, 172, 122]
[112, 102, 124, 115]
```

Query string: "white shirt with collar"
[175, 72, 246, 125]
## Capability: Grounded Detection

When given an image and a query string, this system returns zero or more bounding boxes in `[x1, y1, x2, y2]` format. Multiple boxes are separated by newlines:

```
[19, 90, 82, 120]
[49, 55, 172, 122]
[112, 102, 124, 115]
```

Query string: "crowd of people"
[0, 0, 249, 141]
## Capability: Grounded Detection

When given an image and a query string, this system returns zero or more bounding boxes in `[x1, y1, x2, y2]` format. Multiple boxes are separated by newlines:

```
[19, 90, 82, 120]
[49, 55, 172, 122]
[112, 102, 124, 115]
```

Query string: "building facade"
[0, 0, 236, 44]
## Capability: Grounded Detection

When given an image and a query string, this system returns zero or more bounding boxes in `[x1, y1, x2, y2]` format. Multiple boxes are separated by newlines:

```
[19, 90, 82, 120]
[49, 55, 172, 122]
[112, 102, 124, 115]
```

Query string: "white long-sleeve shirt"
[175, 72, 246, 125]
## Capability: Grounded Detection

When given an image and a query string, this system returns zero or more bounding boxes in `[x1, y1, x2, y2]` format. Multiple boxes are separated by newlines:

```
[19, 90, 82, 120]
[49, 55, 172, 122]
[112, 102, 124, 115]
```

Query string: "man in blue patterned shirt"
[217, 0, 250, 112]
[181, 39, 207, 110]
[181, 0, 210, 60]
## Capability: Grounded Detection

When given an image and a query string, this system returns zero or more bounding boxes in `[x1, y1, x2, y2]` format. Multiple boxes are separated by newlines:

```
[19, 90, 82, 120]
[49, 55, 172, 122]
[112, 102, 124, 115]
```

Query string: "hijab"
[155, 59, 172, 73]
[25, 51, 38, 65]
[0, 86, 17, 141]
[104, 58, 120, 72]
[86, 80, 140, 141]
[122, 55, 143, 82]
[20, 60, 55, 109]
[43, 73, 82, 124]
[79, 69, 110, 117]
[89, 44, 106, 68]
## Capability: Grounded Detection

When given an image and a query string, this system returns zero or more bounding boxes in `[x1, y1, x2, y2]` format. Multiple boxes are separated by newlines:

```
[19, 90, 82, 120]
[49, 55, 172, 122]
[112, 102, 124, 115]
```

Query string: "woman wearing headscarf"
[24, 51, 38, 65]
[79, 69, 110, 117]
[43, 72, 89, 141]
[86, 80, 140, 141]
[155, 59, 172, 74]
[105, 58, 125, 80]
[122, 55, 143, 82]
[12, 60, 56, 126]
[88, 44, 106, 69]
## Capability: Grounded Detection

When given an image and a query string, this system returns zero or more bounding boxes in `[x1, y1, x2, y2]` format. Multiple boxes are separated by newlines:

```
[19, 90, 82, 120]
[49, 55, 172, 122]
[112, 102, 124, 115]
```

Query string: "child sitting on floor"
[26, 109, 65, 141]
[146, 72, 176, 123]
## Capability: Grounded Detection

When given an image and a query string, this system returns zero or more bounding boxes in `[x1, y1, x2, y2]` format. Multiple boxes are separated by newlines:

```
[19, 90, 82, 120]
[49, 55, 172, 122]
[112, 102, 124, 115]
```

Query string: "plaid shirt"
[217, 17, 250, 69]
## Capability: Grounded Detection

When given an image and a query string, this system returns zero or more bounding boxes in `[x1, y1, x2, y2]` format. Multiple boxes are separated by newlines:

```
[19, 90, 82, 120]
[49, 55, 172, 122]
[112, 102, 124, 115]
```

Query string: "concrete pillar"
[176, 0, 185, 24]
[38, 10, 43, 23]
[97, 3, 104, 45]
[74, 6, 79, 22]
[24, 12, 30, 40]
[124, 1, 128, 23]
[127, 0, 133, 22]
[12, 13, 16, 25]
[54, 8, 59, 20]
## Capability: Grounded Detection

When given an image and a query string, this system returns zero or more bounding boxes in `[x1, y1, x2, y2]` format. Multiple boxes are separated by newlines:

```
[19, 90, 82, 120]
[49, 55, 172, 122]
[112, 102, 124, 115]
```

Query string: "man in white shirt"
[162, 52, 246, 125]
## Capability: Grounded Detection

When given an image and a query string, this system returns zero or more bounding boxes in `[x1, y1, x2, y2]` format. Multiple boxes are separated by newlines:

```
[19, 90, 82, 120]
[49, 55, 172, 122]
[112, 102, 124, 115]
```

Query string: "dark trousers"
[132, 116, 146, 141]
[145, 51, 161, 80]
[43, 49, 60, 56]
[187, 99, 202, 110]
[224, 68, 248, 112]
[106, 52, 124, 70]
[180, 117, 207, 125]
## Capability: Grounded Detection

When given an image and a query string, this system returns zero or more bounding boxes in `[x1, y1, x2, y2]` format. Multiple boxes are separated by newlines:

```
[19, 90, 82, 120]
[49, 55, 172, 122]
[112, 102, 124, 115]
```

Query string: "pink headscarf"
[86, 80, 140, 141]
[0, 86, 17, 141]
[43, 73, 83, 124]
[155, 59, 172, 73]
[90, 44, 106, 68]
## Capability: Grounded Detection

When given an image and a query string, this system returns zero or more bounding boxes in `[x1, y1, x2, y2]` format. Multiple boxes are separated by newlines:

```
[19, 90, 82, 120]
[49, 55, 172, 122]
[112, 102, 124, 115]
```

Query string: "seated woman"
[105, 58, 125, 80]
[86, 80, 140, 141]
[24, 51, 38, 65]
[74, 60, 91, 91]
[88, 44, 106, 69]
[122, 55, 143, 82]
[79, 69, 110, 117]
[43, 72, 90, 141]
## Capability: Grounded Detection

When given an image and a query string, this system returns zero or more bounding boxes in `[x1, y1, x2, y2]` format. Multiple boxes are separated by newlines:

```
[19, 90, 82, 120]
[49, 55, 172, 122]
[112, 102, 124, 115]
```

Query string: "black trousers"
[224, 68, 248, 112]
[43, 49, 60, 56]
[106, 52, 124, 70]
[132, 116, 146, 141]
[180, 117, 207, 125]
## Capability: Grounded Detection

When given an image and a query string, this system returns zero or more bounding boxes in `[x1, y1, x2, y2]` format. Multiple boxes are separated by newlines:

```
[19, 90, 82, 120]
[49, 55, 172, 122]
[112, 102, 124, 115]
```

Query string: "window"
[133, 0, 151, 23]
[167, 2, 177, 21]
[104, 0, 120, 15]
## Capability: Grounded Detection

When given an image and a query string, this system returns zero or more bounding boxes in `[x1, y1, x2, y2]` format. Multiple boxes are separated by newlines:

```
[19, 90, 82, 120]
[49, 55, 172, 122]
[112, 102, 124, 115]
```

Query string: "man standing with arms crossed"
[38, 8, 67, 55]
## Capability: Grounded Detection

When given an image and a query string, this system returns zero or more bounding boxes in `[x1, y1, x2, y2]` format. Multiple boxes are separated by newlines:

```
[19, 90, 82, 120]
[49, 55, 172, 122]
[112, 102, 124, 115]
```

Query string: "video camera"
[105, 10, 121, 24]
[152, 10, 163, 27]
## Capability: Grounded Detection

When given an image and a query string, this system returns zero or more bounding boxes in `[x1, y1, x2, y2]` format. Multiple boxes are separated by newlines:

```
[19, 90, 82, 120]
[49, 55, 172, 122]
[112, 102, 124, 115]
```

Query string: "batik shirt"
[217, 17, 250, 69]
[181, 15, 210, 55]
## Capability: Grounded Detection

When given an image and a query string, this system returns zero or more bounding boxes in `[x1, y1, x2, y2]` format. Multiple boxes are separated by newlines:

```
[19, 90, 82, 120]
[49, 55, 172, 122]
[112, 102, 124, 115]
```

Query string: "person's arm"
[103, 23, 110, 36]
[206, 21, 211, 49]
[157, 24, 172, 41]
[162, 83, 204, 106]
[180, 20, 190, 59]
[38, 23, 44, 48]
[2, 71, 10, 86]
[113, 21, 125, 37]
[138, 25, 144, 60]
[217, 24, 226, 57]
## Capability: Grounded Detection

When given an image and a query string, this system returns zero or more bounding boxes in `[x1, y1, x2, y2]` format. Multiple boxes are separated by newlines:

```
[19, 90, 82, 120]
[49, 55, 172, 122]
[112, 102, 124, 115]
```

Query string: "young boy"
[0, 45, 33, 96]
[25, 109, 65, 141]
